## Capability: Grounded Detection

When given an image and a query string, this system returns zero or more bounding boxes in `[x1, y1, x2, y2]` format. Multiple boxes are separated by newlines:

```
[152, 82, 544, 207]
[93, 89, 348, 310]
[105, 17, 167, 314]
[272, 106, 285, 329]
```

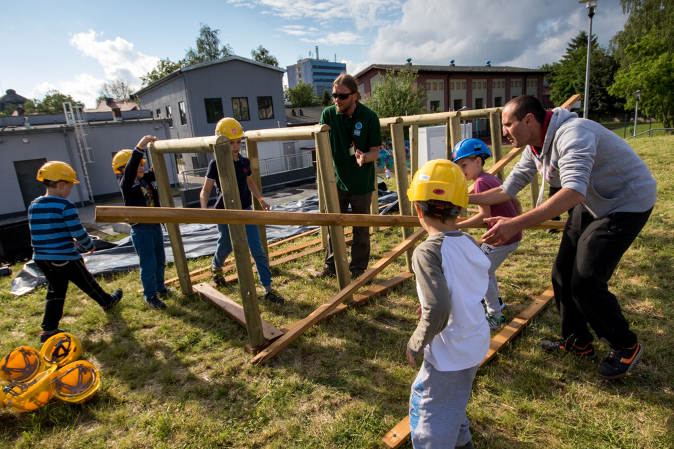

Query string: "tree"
[184, 24, 233, 66]
[321, 89, 332, 107]
[141, 58, 186, 86]
[364, 69, 427, 119]
[9, 90, 84, 115]
[250, 45, 278, 66]
[611, 0, 674, 69]
[609, 29, 674, 128]
[97, 78, 135, 103]
[286, 82, 320, 108]
[540, 31, 623, 117]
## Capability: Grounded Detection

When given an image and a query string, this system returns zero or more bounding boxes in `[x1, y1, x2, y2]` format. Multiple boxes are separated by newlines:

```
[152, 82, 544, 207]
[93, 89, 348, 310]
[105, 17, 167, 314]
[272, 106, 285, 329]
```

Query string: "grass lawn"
[1, 137, 673, 448]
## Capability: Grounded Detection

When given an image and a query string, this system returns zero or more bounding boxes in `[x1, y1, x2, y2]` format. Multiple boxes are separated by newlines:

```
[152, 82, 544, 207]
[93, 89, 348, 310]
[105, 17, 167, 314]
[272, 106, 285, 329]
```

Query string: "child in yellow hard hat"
[29, 161, 123, 343]
[405, 159, 491, 449]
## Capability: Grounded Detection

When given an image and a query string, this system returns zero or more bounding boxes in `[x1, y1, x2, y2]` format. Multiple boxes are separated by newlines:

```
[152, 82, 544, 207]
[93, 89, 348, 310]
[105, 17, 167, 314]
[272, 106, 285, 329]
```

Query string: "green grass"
[1, 137, 673, 448]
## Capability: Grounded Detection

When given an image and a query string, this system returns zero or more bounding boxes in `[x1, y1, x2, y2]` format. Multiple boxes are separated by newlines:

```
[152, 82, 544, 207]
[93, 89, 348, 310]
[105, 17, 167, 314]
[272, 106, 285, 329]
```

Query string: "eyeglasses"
[332, 92, 354, 100]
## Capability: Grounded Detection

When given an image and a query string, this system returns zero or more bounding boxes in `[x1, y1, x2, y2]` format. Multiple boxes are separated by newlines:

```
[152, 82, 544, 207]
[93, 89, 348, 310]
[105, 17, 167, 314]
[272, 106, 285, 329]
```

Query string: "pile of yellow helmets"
[0, 333, 100, 412]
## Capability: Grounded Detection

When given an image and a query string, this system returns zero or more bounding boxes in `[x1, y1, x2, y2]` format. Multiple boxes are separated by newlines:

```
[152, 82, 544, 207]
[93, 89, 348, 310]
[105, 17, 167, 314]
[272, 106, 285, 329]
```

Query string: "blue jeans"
[131, 224, 166, 300]
[212, 207, 272, 288]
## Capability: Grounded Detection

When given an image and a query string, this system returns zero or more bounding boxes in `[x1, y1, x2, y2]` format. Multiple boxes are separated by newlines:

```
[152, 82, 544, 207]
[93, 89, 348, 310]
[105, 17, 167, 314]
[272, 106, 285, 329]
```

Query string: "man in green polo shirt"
[316, 74, 382, 279]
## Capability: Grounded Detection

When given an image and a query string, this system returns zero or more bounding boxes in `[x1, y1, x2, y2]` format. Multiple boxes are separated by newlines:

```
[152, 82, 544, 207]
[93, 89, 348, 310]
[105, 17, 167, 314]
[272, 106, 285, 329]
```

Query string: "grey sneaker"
[146, 296, 167, 309]
[264, 289, 285, 304]
[314, 266, 336, 279]
[486, 312, 506, 330]
[157, 287, 175, 298]
[538, 338, 597, 360]
[103, 289, 123, 312]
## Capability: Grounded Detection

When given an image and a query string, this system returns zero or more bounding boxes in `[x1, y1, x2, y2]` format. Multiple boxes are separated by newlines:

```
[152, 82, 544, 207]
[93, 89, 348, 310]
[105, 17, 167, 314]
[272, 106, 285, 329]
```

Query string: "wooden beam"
[456, 107, 502, 120]
[152, 135, 225, 154]
[410, 124, 419, 177]
[245, 139, 269, 258]
[561, 94, 581, 109]
[193, 283, 285, 341]
[448, 115, 463, 157]
[244, 124, 330, 142]
[381, 286, 555, 449]
[489, 111, 505, 181]
[378, 117, 404, 127]
[388, 111, 459, 127]
[391, 122, 414, 271]
[250, 227, 428, 366]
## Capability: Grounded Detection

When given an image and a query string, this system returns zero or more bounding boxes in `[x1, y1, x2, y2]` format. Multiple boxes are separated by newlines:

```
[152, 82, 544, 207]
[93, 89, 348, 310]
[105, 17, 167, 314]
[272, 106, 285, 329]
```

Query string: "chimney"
[299, 109, 303, 116]
[112, 107, 122, 122]
[292, 109, 296, 116]
[24, 116, 31, 130]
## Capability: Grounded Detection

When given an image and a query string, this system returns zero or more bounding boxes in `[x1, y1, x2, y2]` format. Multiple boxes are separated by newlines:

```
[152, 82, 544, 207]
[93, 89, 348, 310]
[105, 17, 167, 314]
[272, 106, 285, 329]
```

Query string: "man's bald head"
[503, 95, 546, 126]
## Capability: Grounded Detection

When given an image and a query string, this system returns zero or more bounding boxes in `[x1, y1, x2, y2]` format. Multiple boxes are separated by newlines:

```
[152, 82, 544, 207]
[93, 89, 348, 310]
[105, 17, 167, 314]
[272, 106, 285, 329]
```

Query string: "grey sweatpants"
[409, 360, 479, 449]
[481, 241, 519, 315]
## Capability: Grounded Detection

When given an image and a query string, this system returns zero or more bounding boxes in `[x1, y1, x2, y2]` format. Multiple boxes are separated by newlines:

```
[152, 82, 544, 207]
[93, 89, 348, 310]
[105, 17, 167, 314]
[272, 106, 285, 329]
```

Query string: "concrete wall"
[0, 110, 153, 128]
[0, 119, 177, 219]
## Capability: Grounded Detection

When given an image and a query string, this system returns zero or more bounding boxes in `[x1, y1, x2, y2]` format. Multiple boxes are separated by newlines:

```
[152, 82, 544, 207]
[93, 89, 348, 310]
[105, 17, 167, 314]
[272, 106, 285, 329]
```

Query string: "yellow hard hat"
[0, 388, 5, 409]
[3, 366, 57, 413]
[53, 360, 100, 404]
[407, 159, 468, 208]
[36, 161, 80, 184]
[40, 333, 82, 368]
[112, 149, 145, 174]
[215, 117, 243, 140]
[0, 346, 45, 384]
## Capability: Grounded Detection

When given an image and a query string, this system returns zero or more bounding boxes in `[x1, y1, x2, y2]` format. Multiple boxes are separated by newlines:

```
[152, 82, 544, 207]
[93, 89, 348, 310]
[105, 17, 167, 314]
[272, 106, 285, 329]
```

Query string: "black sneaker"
[103, 289, 123, 312]
[264, 289, 285, 304]
[538, 338, 597, 359]
[498, 296, 506, 310]
[145, 296, 168, 309]
[39, 328, 68, 344]
[314, 267, 336, 279]
[456, 440, 474, 449]
[157, 287, 175, 298]
[597, 343, 643, 380]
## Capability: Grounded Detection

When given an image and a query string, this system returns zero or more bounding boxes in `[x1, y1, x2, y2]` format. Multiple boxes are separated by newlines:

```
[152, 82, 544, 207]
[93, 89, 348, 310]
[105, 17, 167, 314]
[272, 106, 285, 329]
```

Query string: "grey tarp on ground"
[10, 190, 400, 296]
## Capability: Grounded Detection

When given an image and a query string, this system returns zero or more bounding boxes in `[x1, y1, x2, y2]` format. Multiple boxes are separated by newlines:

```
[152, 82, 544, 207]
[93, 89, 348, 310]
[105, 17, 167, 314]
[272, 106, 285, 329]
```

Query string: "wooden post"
[410, 124, 419, 177]
[213, 141, 266, 349]
[316, 166, 329, 249]
[244, 139, 269, 258]
[314, 131, 351, 298]
[489, 111, 504, 181]
[371, 175, 379, 233]
[448, 115, 462, 158]
[390, 122, 414, 272]
[147, 143, 192, 296]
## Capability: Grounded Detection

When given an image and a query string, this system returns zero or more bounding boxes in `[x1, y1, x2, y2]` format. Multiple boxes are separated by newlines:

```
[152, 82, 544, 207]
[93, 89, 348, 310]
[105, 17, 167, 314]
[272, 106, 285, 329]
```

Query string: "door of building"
[14, 158, 48, 210]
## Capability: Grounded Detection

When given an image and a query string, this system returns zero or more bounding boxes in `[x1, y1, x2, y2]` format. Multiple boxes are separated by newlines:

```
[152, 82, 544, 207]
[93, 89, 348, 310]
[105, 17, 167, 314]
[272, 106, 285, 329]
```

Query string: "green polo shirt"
[319, 102, 382, 195]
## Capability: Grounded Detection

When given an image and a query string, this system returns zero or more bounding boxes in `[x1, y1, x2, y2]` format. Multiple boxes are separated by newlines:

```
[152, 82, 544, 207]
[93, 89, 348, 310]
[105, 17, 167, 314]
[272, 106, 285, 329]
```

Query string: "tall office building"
[286, 48, 346, 98]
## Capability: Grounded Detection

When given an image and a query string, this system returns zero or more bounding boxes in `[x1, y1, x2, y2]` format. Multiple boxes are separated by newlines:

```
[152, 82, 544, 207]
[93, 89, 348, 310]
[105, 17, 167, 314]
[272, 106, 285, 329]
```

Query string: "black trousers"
[551, 204, 652, 349]
[35, 259, 114, 332]
[325, 190, 372, 274]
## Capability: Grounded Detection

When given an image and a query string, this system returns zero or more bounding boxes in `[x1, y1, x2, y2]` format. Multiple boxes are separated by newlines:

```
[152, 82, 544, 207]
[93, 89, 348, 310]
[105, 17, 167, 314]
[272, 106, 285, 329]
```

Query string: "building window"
[155, 108, 161, 118]
[433, 82, 437, 90]
[472, 81, 476, 89]
[475, 98, 483, 109]
[454, 99, 463, 110]
[439, 81, 443, 90]
[430, 100, 440, 111]
[462, 82, 466, 89]
[204, 98, 224, 123]
[426, 82, 431, 90]
[178, 101, 187, 126]
[495, 97, 502, 107]
[165, 106, 173, 128]
[232, 97, 250, 121]
[257, 96, 274, 120]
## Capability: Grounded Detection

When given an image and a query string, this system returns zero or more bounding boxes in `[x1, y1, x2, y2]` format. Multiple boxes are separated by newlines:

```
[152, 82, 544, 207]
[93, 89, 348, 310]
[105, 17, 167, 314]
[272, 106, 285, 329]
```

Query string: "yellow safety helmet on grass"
[36, 161, 80, 184]
[407, 159, 468, 208]
[3, 366, 57, 412]
[0, 346, 45, 384]
[112, 149, 145, 174]
[40, 333, 82, 367]
[53, 360, 101, 404]
[215, 117, 243, 140]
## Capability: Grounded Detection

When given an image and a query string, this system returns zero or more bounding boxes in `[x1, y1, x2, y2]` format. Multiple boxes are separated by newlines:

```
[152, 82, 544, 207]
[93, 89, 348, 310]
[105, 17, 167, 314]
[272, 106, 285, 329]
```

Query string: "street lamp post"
[634, 89, 642, 137]
[580, 0, 597, 120]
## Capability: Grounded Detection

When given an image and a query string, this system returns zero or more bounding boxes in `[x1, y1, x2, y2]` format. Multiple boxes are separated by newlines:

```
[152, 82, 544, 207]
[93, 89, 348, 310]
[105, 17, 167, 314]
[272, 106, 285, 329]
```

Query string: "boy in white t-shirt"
[406, 159, 491, 449]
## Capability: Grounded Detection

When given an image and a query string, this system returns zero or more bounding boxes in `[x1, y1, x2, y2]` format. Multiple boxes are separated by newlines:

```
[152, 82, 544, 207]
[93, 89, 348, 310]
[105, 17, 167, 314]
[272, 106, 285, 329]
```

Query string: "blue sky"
[2, 0, 628, 108]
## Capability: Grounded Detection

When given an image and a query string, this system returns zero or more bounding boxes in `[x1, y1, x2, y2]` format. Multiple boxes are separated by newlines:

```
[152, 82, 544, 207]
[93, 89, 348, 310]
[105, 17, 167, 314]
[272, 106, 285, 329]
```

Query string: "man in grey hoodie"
[470, 95, 656, 380]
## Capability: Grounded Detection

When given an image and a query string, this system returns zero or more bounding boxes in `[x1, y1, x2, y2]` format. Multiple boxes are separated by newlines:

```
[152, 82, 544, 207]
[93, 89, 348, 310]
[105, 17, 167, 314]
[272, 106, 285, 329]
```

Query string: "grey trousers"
[324, 190, 372, 274]
[481, 241, 520, 315]
[410, 360, 479, 449]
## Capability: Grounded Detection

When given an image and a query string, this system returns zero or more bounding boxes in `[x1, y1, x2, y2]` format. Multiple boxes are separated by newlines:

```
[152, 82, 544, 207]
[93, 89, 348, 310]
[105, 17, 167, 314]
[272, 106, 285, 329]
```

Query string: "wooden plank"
[245, 139, 269, 258]
[378, 117, 404, 127]
[193, 283, 284, 341]
[410, 125, 419, 177]
[381, 285, 555, 449]
[386, 111, 458, 127]
[250, 228, 427, 366]
[449, 115, 463, 155]
[561, 94, 581, 109]
[456, 107, 501, 120]
[489, 111, 504, 182]
[391, 122, 414, 272]
[244, 124, 330, 142]
[152, 135, 224, 154]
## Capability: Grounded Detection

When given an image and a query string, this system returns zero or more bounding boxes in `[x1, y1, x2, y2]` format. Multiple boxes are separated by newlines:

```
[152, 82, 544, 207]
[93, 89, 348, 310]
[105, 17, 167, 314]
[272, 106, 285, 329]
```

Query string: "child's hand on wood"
[406, 348, 416, 367]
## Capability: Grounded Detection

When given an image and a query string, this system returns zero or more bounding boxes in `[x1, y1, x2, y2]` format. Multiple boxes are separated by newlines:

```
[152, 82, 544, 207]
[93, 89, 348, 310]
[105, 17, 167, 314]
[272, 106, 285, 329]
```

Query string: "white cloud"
[300, 31, 361, 45]
[226, 0, 256, 7]
[69, 30, 158, 84]
[29, 73, 107, 108]
[342, 59, 370, 76]
[367, 0, 627, 68]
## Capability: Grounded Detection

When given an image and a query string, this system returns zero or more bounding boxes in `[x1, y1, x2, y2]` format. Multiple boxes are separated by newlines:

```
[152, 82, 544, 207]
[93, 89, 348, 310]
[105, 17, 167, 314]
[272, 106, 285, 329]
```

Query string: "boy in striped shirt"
[29, 161, 122, 343]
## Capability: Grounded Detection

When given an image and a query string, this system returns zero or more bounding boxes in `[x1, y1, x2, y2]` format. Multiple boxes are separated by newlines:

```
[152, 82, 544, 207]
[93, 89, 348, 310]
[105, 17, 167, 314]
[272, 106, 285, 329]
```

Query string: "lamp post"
[580, 0, 597, 119]
[634, 89, 642, 137]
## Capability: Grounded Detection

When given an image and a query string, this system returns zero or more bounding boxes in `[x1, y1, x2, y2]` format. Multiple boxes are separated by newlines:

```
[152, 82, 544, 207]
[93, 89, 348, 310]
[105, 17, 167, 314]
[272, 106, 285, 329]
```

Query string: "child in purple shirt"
[453, 139, 522, 329]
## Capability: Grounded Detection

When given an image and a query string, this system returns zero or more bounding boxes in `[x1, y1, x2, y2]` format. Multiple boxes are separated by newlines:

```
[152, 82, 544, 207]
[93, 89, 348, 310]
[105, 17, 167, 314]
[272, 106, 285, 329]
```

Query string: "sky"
[2, 0, 628, 108]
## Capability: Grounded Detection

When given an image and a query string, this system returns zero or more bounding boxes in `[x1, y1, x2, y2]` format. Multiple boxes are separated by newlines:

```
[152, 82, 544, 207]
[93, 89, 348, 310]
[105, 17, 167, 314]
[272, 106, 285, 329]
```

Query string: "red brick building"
[354, 63, 548, 112]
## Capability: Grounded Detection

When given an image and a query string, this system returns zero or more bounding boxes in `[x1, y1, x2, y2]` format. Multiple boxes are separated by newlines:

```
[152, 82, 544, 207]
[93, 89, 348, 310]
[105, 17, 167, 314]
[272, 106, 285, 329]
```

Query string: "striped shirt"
[28, 196, 93, 260]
